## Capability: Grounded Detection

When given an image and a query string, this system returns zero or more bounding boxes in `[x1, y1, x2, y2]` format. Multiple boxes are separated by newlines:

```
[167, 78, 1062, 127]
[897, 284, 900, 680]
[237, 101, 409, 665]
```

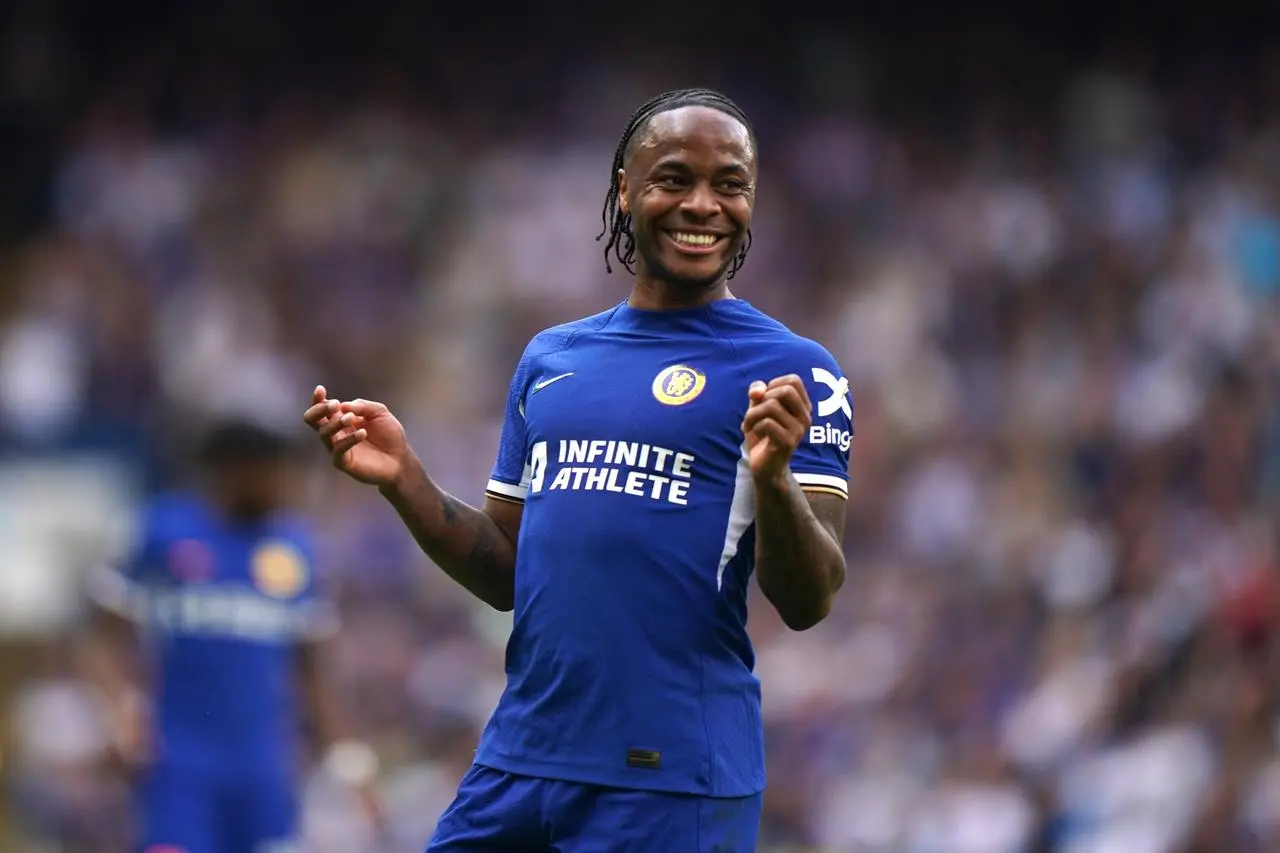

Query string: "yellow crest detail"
[251, 541, 308, 598]
[652, 365, 706, 406]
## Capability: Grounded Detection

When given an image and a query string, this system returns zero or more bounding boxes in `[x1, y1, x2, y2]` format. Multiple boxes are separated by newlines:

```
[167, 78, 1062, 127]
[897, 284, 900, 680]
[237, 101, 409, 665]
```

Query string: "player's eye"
[719, 180, 747, 193]
[657, 174, 688, 188]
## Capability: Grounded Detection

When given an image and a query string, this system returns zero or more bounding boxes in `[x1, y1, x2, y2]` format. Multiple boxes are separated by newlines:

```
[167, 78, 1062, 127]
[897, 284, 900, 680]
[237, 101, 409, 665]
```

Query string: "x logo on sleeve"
[811, 367, 852, 419]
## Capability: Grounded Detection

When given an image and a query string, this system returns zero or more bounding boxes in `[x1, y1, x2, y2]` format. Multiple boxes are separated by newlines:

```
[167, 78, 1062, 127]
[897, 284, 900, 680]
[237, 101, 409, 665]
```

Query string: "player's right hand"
[303, 385, 411, 487]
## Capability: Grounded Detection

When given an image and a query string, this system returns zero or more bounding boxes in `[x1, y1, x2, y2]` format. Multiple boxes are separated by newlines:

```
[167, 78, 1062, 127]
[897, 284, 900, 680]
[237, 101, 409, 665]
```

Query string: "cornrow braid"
[597, 87, 755, 279]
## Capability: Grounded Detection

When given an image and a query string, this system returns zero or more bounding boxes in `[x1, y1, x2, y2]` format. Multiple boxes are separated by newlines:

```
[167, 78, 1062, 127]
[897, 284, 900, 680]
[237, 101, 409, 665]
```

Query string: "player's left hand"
[742, 375, 811, 483]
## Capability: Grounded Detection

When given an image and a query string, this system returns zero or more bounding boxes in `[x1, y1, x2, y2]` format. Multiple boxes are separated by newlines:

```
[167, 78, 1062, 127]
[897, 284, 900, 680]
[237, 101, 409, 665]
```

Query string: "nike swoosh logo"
[532, 372, 575, 392]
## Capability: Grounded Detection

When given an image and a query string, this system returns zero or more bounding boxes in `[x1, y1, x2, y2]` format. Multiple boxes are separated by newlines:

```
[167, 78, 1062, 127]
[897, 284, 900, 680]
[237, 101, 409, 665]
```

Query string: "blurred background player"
[80, 418, 382, 853]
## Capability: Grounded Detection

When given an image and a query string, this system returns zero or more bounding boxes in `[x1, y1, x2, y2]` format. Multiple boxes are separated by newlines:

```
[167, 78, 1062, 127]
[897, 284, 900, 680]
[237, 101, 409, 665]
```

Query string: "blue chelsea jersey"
[89, 493, 337, 770]
[477, 299, 854, 797]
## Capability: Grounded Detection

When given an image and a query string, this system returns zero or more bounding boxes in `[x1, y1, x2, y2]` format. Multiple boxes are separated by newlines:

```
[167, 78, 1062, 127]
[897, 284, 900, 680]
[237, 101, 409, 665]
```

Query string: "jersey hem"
[475, 749, 765, 799]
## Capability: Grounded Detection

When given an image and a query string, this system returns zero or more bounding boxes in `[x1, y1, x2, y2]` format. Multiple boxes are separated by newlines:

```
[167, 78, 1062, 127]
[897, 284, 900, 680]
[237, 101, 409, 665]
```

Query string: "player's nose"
[679, 182, 721, 219]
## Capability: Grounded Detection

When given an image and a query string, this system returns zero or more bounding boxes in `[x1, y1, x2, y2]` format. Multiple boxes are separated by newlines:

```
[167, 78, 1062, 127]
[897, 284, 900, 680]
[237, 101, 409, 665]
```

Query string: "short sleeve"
[485, 351, 533, 504]
[788, 346, 854, 499]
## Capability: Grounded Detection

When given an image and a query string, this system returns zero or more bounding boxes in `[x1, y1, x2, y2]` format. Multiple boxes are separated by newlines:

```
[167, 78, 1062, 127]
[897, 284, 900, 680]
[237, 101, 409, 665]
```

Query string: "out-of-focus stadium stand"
[1, 1, 1279, 851]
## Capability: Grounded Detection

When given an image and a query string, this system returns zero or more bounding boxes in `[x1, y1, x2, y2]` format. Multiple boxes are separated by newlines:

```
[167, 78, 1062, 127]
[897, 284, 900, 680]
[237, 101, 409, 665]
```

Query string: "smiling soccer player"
[305, 87, 854, 853]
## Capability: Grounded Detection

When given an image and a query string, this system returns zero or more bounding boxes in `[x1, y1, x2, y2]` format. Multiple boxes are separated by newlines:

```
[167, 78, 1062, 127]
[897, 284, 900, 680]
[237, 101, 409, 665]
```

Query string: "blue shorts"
[427, 764, 762, 853]
[137, 761, 298, 853]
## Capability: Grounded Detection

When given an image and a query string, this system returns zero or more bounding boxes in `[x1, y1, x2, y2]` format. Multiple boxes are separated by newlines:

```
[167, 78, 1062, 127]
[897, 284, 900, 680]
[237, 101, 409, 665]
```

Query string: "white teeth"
[671, 232, 719, 247]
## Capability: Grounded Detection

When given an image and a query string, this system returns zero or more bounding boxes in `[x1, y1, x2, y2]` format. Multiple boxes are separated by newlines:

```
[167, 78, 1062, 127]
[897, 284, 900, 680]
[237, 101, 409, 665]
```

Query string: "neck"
[627, 276, 733, 311]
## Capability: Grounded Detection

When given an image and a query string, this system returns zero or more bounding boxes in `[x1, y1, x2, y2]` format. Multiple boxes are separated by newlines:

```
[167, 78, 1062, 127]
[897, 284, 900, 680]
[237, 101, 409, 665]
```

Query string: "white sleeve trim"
[793, 472, 849, 497]
[485, 479, 528, 501]
[85, 563, 143, 620]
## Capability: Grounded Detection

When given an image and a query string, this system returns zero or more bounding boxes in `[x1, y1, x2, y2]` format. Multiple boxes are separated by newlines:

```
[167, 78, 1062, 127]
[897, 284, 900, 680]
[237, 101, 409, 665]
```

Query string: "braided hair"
[597, 88, 755, 278]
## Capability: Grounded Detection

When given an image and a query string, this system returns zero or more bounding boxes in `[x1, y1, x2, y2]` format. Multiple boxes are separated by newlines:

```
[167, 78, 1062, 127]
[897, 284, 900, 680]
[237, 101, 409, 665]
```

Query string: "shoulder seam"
[518, 309, 613, 403]
[532, 305, 622, 357]
[554, 304, 626, 354]
[590, 303, 628, 339]
[705, 305, 740, 362]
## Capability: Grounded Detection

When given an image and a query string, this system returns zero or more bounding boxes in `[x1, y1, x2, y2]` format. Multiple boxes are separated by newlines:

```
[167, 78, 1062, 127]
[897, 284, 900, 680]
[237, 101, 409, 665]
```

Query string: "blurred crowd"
[2, 10, 1280, 853]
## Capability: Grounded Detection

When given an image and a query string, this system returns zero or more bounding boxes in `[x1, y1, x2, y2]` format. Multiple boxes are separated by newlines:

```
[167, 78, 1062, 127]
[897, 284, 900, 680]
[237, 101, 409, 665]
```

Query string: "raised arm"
[303, 386, 522, 611]
[752, 477, 847, 629]
[380, 458, 522, 611]
[80, 558, 154, 768]
[742, 371, 852, 630]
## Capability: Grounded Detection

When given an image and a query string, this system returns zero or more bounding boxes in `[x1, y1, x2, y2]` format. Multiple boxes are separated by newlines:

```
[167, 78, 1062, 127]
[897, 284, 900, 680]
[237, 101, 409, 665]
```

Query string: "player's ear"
[617, 170, 630, 215]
